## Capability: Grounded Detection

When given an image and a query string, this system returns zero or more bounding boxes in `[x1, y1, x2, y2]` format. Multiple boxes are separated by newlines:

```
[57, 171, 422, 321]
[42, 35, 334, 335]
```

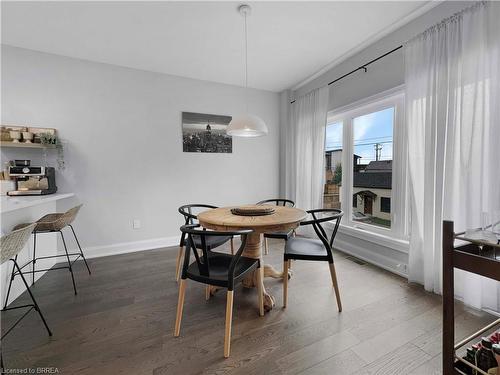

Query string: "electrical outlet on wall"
[396, 263, 408, 273]
[132, 219, 141, 229]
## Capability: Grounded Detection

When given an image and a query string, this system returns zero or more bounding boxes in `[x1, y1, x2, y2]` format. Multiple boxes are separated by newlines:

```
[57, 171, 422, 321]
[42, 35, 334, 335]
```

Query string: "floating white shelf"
[1, 141, 55, 149]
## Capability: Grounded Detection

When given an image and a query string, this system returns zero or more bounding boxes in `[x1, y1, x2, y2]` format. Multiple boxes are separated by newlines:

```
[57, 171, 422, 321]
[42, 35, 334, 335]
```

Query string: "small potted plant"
[39, 132, 65, 170]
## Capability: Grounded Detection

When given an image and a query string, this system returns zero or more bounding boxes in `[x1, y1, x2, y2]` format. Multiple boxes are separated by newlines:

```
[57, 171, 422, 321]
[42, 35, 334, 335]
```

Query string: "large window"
[352, 107, 393, 229]
[325, 89, 405, 238]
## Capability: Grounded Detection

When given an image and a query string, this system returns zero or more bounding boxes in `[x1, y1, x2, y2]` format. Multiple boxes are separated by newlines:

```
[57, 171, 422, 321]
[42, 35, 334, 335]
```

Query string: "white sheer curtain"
[405, 1, 500, 310]
[284, 86, 329, 217]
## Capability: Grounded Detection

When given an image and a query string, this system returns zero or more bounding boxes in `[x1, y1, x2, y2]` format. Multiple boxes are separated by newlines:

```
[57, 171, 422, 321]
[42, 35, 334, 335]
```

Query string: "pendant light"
[226, 4, 268, 137]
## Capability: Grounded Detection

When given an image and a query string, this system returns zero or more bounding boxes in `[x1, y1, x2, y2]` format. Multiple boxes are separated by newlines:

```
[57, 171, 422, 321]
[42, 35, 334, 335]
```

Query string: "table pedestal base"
[208, 232, 291, 312]
[243, 232, 275, 311]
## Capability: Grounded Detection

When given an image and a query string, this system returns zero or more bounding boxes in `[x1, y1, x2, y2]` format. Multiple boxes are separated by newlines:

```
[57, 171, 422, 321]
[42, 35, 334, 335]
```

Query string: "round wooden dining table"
[198, 205, 307, 312]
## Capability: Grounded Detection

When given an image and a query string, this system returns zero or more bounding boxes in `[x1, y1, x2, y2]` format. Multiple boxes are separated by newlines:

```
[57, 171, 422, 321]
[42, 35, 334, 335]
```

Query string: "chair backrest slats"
[178, 204, 218, 247]
[300, 209, 343, 262]
[256, 198, 295, 207]
[329, 215, 342, 249]
[180, 224, 252, 287]
[186, 232, 208, 276]
[187, 206, 194, 225]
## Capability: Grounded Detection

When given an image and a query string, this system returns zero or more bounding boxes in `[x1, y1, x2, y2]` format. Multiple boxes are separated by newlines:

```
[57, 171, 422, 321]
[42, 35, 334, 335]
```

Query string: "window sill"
[327, 222, 409, 254]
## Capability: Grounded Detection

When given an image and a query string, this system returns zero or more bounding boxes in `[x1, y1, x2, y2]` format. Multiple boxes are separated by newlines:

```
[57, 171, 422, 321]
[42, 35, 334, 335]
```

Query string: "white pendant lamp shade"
[227, 114, 268, 137]
[227, 4, 268, 138]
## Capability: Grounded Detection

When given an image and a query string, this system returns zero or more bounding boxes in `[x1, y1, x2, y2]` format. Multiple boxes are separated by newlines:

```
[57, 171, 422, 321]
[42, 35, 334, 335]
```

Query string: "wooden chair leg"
[224, 290, 234, 358]
[328, 263, 342, 312]
[205, 285, 211, 300]
[175, 246, 184, 282]
[230, 238, 234, 255]
[264, 238, 269, 255]
[283, 260, 289, 308]
[256, 265, 264, 316]
[174, 279, 186, 337]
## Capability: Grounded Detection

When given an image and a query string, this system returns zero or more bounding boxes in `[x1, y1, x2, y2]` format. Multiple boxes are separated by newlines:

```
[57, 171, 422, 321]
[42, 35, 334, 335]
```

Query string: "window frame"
[326, 87, 406, 239]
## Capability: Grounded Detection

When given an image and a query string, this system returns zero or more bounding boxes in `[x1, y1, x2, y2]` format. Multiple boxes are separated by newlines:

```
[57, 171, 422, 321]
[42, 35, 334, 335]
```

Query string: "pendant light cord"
[244, 10, 249, 113]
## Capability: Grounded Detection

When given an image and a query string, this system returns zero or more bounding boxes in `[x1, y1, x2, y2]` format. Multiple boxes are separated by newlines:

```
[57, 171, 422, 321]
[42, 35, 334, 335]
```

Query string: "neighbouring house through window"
[352, 107, 393, 229]
[323, 121, 343, 210]
[324, 89, 405, 238]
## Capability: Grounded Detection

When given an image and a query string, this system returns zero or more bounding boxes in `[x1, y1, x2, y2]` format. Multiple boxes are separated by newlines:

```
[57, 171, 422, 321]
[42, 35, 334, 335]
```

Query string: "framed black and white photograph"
[182, 112, 232, 153]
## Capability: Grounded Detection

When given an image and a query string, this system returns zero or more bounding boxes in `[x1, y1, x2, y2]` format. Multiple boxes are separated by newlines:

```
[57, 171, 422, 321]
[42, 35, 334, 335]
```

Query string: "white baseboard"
[334, 236, 408, 278]
[82, 236, 179, 259]
[72, 233, 408, 280]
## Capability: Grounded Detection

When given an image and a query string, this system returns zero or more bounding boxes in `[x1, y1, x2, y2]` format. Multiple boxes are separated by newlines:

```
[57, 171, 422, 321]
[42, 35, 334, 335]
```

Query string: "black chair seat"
[184, 234, 232, 249]
[284, 237, 330, 261]
[185, 253, 259, 288]
[263, 230, 293, 240]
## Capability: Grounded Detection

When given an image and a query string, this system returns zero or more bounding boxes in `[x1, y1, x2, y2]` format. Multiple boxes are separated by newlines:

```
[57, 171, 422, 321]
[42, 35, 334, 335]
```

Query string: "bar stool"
[4, 204, 90, 301]
[1, 223, 52, 367]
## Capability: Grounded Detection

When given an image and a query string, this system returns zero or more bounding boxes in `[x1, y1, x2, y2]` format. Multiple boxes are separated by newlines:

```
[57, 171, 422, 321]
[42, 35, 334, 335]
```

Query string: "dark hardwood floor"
[1, 239, 495, 374]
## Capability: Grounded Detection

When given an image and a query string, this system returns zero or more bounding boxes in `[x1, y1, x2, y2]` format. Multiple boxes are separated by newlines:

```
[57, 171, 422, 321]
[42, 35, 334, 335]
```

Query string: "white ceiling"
[2, 1, 430, 92]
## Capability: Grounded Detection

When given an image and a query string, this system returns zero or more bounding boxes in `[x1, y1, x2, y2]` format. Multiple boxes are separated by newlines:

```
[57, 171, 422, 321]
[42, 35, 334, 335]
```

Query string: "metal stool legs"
[3, 255, 18, 310]
[32, 232, 37, 286]
[28, 225, 91, 294]
[69, 225, 91, 275]
[58, 231, 77, 295]
[1, 259, 52, 338]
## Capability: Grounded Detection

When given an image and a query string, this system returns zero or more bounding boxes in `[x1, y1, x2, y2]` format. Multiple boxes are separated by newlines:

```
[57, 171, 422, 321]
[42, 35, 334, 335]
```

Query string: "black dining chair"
[176, 204, 234, 282]
[256, 199, 295, 255]
[283, 209, 343, 312]
[174, 224, 264, 358]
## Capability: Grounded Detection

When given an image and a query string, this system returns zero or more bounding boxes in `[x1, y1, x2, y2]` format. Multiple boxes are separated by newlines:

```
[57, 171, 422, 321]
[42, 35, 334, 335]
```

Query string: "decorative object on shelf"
[462, 229, 499, 248]
[29, 127, 56, 144]
[182, 112, 232, 153]
[459, 334, 500, 375]
[493, 344, 500, 368]
[2, 125, 26, 142]
[475, 337, 498, 374]
[226, 4, 268, 138]
[9, 131, 21, 143]
[231, 205, 276, 216]
[39, 132, 65, 170]
[22, 131, 34, 143]
[1, 128, 11, 141]
[1, 125, 57, 146]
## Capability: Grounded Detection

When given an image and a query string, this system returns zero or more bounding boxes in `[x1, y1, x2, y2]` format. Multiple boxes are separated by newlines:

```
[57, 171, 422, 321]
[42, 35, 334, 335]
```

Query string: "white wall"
[2, 46, 280, 252]
[294, 1, 475, 112]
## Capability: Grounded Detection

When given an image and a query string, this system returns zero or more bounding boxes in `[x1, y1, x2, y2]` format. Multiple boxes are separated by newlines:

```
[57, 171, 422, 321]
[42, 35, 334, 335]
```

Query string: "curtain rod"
[290, 45, 403, 104]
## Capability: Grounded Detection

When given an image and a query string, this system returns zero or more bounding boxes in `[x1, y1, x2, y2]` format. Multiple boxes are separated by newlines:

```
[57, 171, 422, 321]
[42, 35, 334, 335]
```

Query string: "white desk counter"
[1, 192, 76, 305]
[1, 193, 75, 214]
